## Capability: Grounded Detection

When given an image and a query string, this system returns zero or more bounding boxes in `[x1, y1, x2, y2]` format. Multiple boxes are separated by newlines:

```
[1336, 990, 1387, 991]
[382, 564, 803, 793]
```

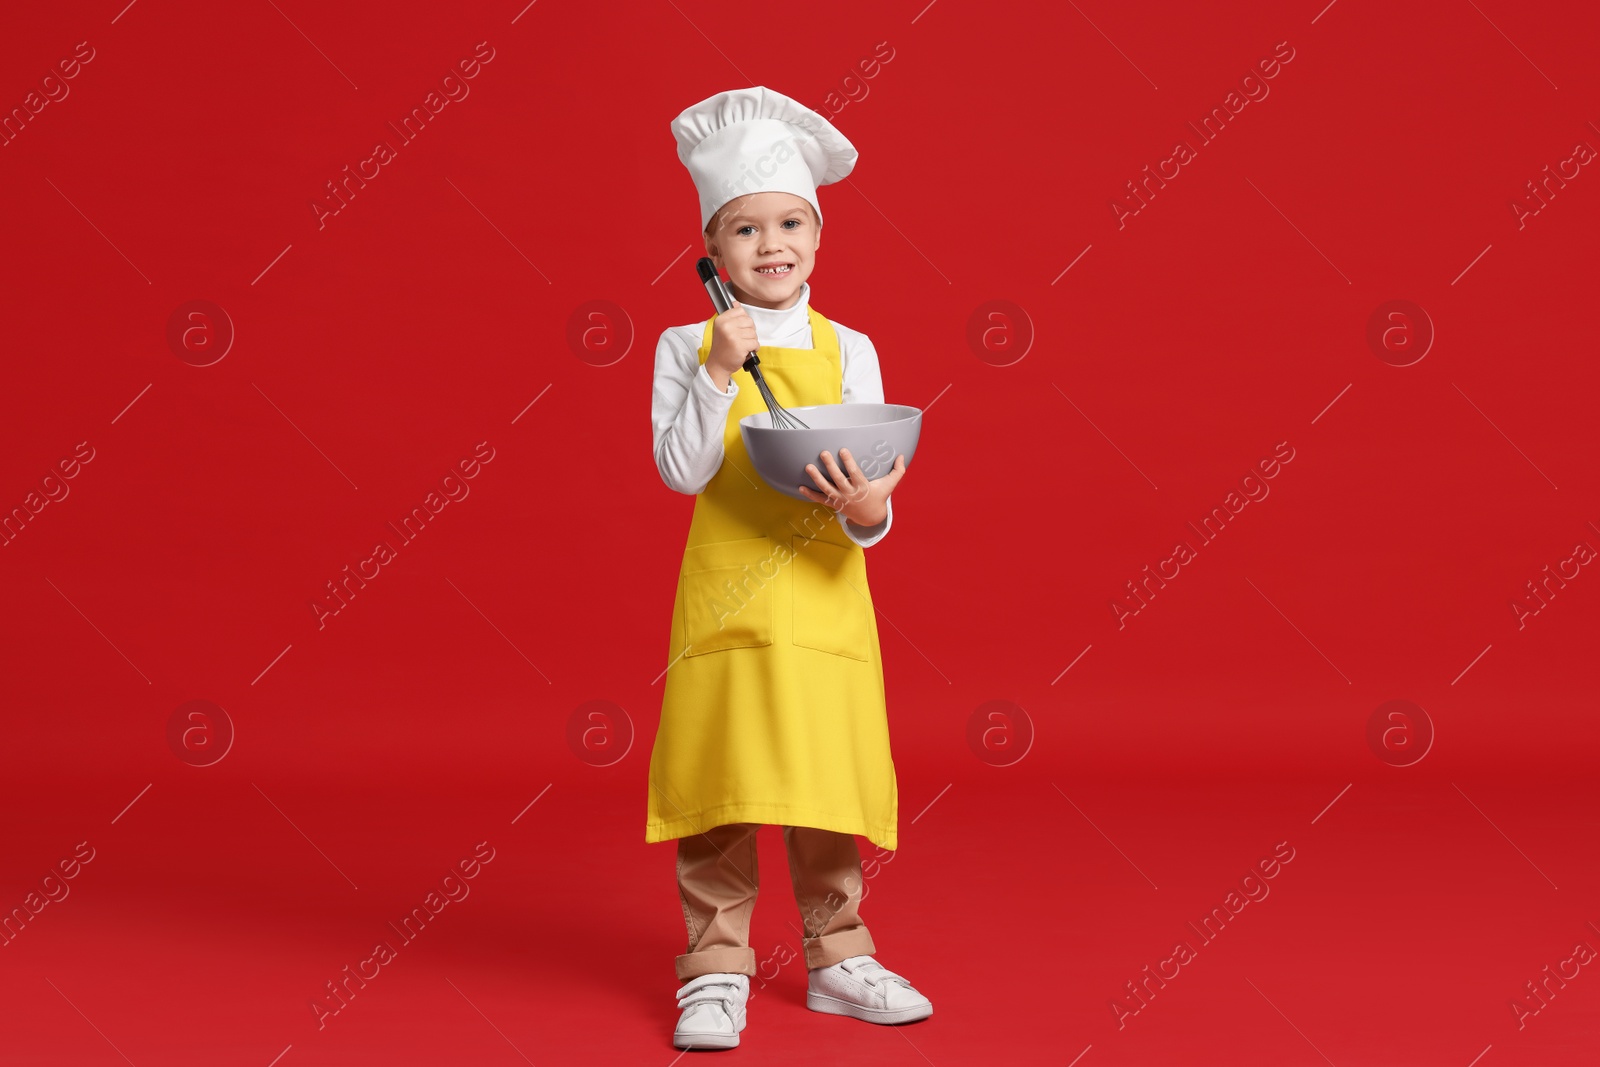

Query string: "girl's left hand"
[797, 448, 906, 527]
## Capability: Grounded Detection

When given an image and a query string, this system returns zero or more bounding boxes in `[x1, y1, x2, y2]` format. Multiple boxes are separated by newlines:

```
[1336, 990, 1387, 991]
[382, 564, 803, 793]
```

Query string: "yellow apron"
[645, 307, 898, 851]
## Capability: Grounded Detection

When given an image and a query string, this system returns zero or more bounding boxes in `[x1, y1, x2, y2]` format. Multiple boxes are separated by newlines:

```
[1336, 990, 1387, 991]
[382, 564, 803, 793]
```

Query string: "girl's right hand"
[706, 301, 758, 390]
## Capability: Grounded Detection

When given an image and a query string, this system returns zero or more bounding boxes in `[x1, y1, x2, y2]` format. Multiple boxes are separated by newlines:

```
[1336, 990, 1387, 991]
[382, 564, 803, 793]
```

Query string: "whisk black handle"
[696, 257, 762, 374]
[695, 257, 730, 310]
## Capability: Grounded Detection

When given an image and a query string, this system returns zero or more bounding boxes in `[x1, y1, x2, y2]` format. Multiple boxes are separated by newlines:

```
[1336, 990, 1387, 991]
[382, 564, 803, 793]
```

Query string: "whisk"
[696, 257, 811, 429]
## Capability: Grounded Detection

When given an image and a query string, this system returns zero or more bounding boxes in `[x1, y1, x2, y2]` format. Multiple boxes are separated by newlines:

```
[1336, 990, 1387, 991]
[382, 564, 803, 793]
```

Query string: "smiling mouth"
[754, 263, 793, 276]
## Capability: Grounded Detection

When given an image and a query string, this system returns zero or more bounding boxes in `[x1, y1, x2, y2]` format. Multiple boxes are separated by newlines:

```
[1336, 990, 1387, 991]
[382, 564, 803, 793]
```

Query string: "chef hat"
[672, 85, 858, 233]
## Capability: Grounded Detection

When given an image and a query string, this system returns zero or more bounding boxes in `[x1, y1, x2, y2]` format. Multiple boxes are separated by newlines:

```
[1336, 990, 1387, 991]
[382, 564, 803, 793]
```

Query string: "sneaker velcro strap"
[677, 974, 744, 1007]
[857, 966, 914, 990]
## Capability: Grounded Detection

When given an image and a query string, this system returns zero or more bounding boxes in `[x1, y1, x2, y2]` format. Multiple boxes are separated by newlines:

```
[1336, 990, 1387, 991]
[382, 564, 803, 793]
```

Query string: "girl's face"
[703, 192, 821, 310]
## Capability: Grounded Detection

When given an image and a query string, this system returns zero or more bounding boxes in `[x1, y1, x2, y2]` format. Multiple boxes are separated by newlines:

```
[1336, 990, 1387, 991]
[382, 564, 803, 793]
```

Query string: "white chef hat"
[672, 85, 858, 233]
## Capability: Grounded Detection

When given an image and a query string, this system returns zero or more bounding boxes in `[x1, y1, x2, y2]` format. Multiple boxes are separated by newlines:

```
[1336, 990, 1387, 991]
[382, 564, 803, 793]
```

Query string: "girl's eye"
[736, 219, 803, 236]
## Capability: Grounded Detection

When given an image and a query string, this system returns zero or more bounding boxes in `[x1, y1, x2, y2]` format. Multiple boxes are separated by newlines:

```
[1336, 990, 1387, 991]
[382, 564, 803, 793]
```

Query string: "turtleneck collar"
[740, 282, 811, 346]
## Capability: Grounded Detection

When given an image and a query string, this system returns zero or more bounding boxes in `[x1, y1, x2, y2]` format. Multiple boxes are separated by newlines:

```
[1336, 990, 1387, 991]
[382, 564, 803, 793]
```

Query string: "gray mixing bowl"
[739, 403, 921, 502]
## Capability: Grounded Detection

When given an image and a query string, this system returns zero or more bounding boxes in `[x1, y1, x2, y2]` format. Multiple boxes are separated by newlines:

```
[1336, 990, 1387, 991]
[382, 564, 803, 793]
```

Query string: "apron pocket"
[790, 536, 870, 662]
[681, 536, 775, 656]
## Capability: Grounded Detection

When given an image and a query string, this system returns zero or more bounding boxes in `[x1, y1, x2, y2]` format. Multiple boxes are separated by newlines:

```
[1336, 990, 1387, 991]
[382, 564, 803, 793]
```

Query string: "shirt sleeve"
[841, 328, 885, 405]
[836, 328, 894, 547]
[840, 495, 892, 547]
[652, 327, 738, 495]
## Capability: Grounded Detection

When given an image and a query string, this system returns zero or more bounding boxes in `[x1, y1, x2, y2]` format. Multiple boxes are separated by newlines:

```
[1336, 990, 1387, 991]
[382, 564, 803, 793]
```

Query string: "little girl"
[645, 86, 930, 1050]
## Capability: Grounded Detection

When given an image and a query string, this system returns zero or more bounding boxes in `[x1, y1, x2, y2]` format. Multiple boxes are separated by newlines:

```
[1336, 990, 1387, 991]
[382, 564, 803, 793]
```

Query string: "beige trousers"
[675, 822, 876, 982]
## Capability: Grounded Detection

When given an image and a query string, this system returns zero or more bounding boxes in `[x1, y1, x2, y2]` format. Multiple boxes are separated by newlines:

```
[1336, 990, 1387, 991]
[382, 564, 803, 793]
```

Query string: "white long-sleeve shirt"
[651, 281, 893, 548]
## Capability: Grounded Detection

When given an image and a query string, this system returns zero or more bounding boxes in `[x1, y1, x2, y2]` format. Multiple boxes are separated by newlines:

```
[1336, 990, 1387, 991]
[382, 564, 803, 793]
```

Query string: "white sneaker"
[674, 972, 749, 1049]
[806, 954, 932, 1024]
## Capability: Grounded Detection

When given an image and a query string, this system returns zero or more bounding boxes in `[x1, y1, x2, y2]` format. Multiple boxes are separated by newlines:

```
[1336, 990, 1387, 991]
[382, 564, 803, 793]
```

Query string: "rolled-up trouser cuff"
[676, 945, 757, 981]
[803, 926, 876, 970]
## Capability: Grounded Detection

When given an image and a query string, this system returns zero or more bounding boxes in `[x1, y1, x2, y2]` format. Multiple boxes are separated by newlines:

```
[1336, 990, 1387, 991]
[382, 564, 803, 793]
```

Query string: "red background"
[3, 1, 1597, 1064]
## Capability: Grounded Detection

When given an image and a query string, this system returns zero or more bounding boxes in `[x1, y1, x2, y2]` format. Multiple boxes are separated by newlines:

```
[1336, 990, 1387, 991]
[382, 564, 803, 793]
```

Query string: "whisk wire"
[742, 354, 810, 429]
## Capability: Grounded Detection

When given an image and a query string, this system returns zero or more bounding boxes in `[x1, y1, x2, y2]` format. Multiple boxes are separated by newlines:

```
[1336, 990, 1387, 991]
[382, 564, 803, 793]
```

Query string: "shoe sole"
[806, 990, 932, 1025]
[673, 1032, 740, 1050]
